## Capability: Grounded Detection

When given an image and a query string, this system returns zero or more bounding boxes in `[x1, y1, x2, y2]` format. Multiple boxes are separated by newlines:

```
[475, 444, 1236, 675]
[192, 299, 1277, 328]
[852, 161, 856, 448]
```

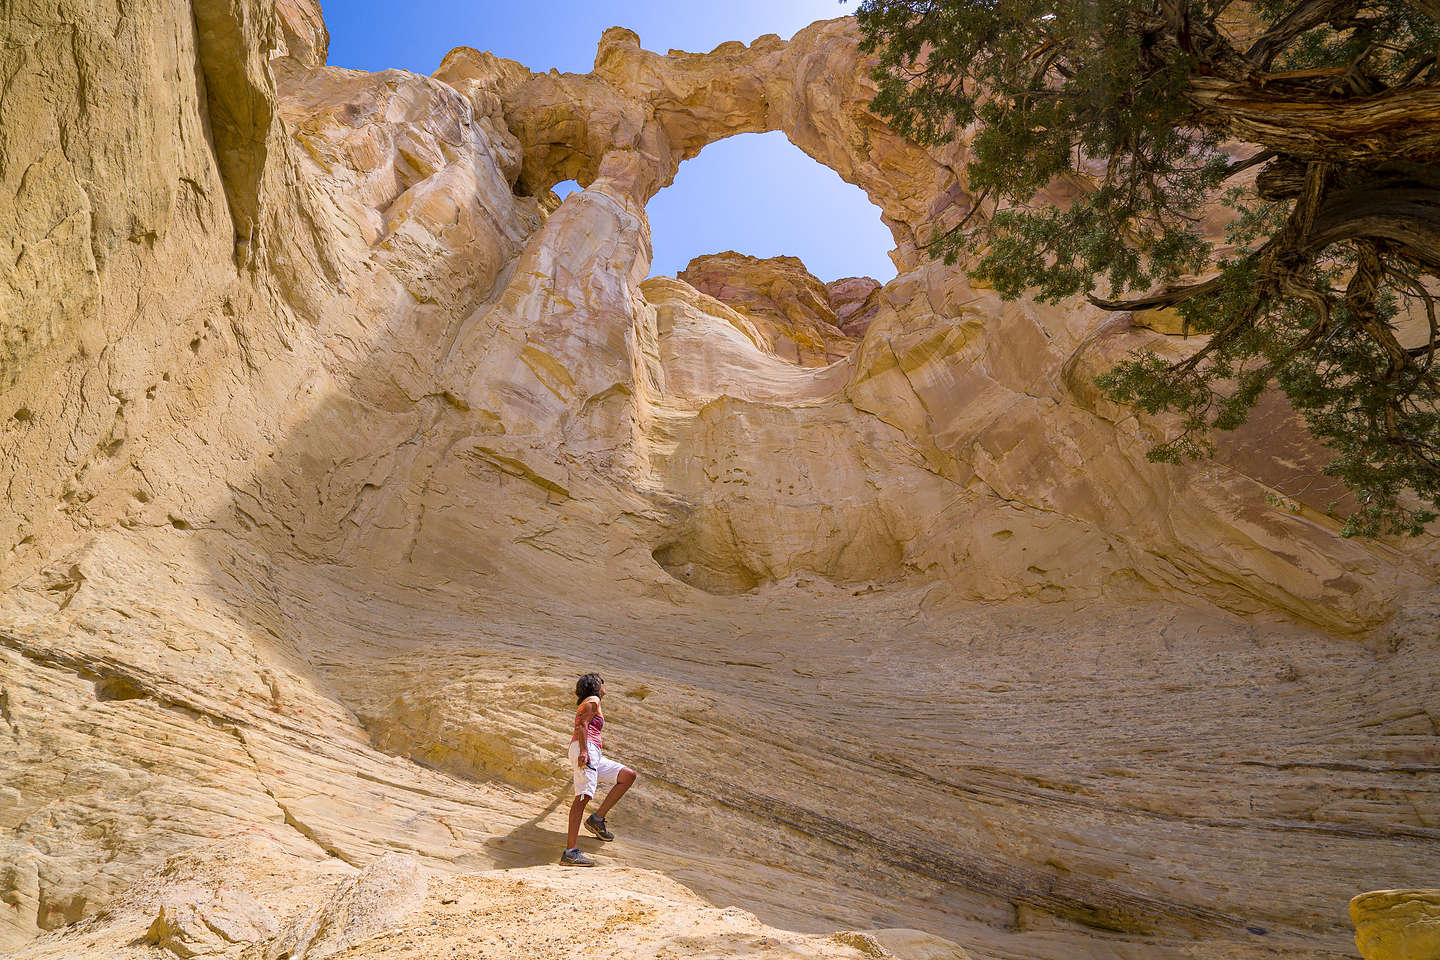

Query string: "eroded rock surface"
[13, 842, 962, 960]
[266, 854, 428, 960]
[1, 1, 1437, 959]
[146, 889, 278, 958]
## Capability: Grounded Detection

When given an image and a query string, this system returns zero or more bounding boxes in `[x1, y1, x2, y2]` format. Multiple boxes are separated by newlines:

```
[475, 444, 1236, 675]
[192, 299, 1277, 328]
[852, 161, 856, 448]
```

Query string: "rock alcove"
[1, 3, 1436, 960]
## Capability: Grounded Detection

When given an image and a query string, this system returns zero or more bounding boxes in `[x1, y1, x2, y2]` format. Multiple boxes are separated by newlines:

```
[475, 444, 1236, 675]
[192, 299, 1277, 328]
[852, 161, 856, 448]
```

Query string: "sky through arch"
[644, 133, 895, 282]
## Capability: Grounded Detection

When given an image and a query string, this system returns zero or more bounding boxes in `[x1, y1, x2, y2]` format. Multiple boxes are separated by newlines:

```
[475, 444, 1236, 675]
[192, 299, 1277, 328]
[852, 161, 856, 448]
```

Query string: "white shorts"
[569, 739, 625, 799]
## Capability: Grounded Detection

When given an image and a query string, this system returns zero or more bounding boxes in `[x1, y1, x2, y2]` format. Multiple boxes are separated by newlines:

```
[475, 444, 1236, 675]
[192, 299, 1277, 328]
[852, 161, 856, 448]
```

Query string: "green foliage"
[1261, 0, 1440, 77]
[852, 0, 1440, 536]
[1099, 258, 1440, 536]
[856, 0, 1229, 295]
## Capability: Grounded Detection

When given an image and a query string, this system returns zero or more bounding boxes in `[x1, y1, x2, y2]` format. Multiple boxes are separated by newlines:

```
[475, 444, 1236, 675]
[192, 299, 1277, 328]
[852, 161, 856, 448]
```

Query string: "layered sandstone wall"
[0, 2, 1436, 959]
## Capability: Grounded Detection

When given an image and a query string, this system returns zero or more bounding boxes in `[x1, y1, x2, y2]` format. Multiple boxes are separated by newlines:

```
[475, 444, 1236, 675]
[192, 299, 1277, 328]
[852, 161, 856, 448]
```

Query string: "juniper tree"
[852, 0, 1440, 535]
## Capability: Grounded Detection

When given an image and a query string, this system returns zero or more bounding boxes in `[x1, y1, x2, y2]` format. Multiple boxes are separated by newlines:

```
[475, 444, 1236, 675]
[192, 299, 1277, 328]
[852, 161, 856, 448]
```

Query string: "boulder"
[1351, 890, 1440, 960]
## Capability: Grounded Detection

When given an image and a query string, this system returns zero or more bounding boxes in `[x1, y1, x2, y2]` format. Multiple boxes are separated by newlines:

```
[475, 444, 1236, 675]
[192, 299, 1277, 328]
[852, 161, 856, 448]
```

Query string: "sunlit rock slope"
[1, 1, 1436, 959]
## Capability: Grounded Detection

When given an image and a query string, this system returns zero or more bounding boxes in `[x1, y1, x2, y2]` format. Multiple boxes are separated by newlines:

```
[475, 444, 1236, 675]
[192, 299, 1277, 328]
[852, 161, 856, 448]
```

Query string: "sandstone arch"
[414, 23, 1440, 629]
[436, 19, 972, 272]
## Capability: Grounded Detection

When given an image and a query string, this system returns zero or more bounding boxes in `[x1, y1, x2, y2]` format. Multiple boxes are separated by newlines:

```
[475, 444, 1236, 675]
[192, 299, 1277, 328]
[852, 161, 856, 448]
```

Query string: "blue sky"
[322, 1, 896, 282]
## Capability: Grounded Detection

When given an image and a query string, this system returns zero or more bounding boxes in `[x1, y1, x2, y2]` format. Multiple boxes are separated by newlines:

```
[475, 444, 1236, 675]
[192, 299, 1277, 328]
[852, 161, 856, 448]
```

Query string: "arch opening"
[646, 132, 896, 284]
[642, 132, 893, 366]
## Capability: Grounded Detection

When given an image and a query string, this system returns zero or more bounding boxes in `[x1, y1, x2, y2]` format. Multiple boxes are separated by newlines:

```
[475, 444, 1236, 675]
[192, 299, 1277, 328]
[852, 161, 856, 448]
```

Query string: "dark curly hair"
[575, 673, 604, 704]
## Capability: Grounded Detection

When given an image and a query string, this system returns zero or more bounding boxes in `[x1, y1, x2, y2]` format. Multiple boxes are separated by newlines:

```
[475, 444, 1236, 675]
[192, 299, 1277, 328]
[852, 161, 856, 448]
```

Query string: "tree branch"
[1227, 149, 1277, 178]
[1244, 0, 1362, 69]
[1087, 275, 1225, 310]
[1306, 189, 1440, 271]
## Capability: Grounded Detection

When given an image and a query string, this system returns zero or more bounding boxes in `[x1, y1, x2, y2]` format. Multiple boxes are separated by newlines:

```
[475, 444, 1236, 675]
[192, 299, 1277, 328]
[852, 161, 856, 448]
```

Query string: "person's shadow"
[483, 786, 603, 867]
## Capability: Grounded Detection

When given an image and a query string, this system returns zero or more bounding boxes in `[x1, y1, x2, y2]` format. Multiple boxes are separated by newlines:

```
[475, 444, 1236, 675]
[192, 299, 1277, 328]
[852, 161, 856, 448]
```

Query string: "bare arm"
[574, 700, 598, 766]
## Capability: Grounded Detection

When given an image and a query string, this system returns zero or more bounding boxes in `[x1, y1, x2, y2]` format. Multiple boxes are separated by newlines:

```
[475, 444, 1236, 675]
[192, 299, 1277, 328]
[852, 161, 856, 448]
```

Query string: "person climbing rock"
[560, 672, 637, 866]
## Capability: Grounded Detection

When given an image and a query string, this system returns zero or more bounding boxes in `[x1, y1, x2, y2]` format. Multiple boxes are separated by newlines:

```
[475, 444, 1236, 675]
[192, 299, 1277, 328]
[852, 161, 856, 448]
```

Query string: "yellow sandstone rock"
[1352, 890, 1440, 960]
[678, 252, 860, 366]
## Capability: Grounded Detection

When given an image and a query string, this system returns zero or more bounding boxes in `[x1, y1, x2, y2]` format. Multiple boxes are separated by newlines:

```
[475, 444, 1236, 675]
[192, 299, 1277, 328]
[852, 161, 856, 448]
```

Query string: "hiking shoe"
[585, 814, 615, 841]
[559, 848, 596, 867]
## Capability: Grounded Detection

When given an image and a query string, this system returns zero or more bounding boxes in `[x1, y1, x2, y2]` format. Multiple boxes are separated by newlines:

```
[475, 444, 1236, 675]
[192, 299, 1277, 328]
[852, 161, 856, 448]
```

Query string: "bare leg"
[566, 794, 590, 849]
[594, 768, 636, 818]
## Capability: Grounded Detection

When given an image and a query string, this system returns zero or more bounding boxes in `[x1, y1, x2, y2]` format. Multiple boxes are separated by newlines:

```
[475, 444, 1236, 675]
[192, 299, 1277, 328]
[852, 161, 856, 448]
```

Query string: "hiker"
[560, 672, 637, 866]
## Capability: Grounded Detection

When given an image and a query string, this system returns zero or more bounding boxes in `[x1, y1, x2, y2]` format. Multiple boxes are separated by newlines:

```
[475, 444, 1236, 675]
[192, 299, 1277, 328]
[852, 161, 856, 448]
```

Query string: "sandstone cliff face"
[677, 253, 861, 366]
[1, 2, 1437, 960]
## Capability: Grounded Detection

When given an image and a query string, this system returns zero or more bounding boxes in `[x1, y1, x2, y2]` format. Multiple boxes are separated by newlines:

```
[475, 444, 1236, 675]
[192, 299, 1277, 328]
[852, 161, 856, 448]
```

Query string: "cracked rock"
[265, 854, 428, 960]
[145, 885, 278, 957]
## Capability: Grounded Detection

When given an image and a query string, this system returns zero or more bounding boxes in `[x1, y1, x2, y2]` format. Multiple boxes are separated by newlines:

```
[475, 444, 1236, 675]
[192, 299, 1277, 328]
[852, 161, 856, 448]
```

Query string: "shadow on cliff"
[482, 787, 573, 868]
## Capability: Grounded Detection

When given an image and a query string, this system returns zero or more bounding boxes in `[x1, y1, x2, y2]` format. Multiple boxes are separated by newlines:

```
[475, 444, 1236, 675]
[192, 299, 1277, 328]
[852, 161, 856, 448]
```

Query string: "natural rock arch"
[434, 19, 971, 272]
[418, 21, 1436, 629]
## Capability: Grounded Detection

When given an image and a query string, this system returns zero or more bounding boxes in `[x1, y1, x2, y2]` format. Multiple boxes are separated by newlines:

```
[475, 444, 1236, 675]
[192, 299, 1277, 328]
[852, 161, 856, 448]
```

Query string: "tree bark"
[1307, 190, 1440, 270]
[1186, 79, 1440, 164]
